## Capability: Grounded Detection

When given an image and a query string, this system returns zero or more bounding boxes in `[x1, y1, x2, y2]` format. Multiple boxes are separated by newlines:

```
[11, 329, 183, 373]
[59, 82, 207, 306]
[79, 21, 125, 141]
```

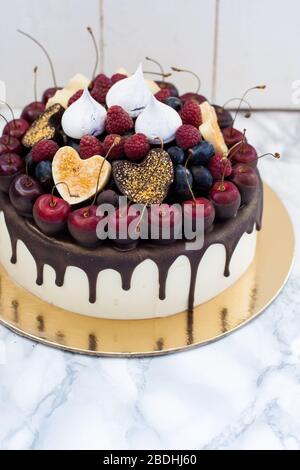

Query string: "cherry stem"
[33, 66, 38, 102]
[17, 29, 57, 87]
[229, 85, 266, 134]
[0, 100, 16, 127]
[145, 57, 165, 82]
[222, 98, 252, 121]
[87, 26, 99, 81]
[51, 181, 79, 206]
[226, 130, 247, 160]
[255, 152, 280, 162]
[89, 137, 121, 209]
[171, 67, 201, 93]
[185, 151, 197, 203]
[144, 71, 172, 79]
[0, 113, 11, 144]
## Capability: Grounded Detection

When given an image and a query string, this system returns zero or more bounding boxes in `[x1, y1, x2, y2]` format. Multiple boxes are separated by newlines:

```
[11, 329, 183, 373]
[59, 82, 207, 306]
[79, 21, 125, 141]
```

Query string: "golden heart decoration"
[52, 146, 111, 205]
[112, 149, 174, 205]
[22, 103, 64, 148]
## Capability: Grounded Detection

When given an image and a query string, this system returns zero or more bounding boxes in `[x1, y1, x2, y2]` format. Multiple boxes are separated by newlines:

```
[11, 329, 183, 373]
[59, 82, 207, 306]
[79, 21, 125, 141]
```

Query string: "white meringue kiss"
[61, 88, 107, 139]
[106, 64, 152, 117]
[135, 95, 182, 144]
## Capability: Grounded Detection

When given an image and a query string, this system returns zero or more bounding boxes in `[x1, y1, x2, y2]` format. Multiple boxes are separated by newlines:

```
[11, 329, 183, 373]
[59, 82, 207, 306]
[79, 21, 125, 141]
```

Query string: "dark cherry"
[42, 87, 61, 104]
[230, 143, 257, 167]
[0, 153, 25, 193]
[97, 189, 119, 207]
[191, 165, 213, 192]
[68, 206, 103, 247]
[180, 92, 206, 105]
[212, 105, 233, 129]
[108, 207, 141, 250]
[182, 197, 215, 232]
[148, 204, 182, 244]
[0, 135, 22, 155]
[2, 119, 29, 140]
[231, 164, 258, 204]
[209, 181, 241, 220]
[33, 194, 70, 235]
[9, 174, 43, 217]
[156, 81, 179, 97]
[21, 101, 45, 124]
[222, 127, 245, 148]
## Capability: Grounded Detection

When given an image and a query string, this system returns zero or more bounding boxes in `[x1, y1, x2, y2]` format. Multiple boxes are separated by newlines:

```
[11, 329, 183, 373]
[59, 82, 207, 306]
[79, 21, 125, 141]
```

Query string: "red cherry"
[68, 206, 103, 247]
[148, 204, 182, 243]
[2, 119, 29, 140]
[182, 197, 215, 232]
[222, 127, 245, 148]
[108, 207, 141, 250]
[230, 143, 257, 167]
[0, 153, 25, 193]
[231, 164, 258, 204]
[180, 92, 206, 105]
[9, 174, 43, 216]
[21, 102, 45, 124]
[33, 194, 70, 235]
[209, 181, 241, 220]
[42, 87, 62, 104]
[0, 135, 22, 155]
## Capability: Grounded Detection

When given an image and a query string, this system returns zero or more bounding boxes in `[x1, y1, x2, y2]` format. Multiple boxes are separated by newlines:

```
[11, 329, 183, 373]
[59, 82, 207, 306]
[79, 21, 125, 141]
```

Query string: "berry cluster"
[0, 70, 260, 250]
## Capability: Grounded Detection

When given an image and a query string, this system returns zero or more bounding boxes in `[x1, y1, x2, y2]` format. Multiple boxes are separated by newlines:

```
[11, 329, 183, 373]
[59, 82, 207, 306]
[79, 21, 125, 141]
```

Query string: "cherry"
[68, 206, 103, 247]
[0, 153, 25, 193]
[42, 87, 61, 105]
[33, 194, 70, 235]
[231, 164, 259, 204]
[148, 204, 182, 244]
[21, 101, 45, 124]
[97, 189, 119, 207]
[0, 135, 22, 155]
[212, 105, 233, 129]
[182, 197, 215, 233]
[108, 206, 141, 250]
[230, 142, 257, 167]
[9, 174, 43, 216]
[3, 119, 29, 140]
[222, 127, 245, 148]
[209, 181, 241, 220]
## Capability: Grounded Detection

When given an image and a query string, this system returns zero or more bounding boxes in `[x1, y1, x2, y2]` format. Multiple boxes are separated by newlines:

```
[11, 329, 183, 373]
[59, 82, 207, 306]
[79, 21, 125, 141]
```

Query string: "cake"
[0, 57, 264, 320]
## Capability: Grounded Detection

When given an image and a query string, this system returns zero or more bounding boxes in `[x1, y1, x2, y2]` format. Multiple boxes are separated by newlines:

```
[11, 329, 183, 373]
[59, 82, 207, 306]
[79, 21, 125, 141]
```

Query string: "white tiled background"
[0, 0, 299, 109]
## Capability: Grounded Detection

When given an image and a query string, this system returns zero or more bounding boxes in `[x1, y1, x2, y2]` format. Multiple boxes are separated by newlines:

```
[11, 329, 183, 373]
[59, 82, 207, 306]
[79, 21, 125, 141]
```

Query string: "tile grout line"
[211, 0, 220, 103]
[99, 0, 105, 72]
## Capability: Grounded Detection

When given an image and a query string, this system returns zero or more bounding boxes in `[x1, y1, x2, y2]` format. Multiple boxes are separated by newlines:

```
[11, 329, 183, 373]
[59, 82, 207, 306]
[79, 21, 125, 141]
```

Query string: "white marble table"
[0, 112, 299, 450]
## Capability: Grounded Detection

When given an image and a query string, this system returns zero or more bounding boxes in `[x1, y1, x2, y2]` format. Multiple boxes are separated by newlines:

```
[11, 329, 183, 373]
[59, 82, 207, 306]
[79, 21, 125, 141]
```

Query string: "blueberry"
[165, 96, 182, 111]
[168, 146, 185, 165]
[173, 165, 193, 197]
[35, 161, 53, 189]
[191, 166, 213, 191]
[189, 142, 215, 166]
[24, 152, 34, 172]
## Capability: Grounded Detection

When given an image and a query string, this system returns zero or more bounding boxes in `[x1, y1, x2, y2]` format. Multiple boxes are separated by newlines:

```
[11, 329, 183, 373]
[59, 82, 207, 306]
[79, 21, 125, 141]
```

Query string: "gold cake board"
[0, 184, 295, 357]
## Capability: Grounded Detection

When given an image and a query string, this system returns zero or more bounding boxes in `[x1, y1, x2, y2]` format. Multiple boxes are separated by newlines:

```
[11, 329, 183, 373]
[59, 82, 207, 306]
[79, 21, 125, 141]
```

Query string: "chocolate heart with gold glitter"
[22, 103, 64, 148]
[112, 149, 173, 205]
[52, 146, 111, 205]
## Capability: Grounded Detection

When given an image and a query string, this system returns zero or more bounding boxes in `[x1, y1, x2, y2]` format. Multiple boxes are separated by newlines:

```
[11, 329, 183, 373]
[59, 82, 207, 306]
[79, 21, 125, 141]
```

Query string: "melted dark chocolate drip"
[0, 178, 263, 312]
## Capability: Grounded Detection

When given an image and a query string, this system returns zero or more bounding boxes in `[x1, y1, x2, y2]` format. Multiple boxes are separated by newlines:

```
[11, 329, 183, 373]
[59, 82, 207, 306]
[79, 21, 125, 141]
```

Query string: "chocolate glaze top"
[0, 177, 263, 312]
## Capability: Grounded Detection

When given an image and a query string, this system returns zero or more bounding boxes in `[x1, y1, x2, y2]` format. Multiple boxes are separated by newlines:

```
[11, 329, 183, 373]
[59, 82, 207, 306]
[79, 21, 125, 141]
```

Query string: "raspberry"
[179, 100, 202, 127]
[92, 73, 112, 89]
[91, 82, 111, 104]
[175, 124, 201, 150]
[68, 89, 83, 106]
[111, 73, 127, 84]
[103, 134, 124, 160]
[79, 135, 104, 160]
[105, 105, 133, 135]
[155, 88, 171, 102]
[208, 154, 232, 180]
[124, 133, 150, 161]
[32, 139, 59, 163]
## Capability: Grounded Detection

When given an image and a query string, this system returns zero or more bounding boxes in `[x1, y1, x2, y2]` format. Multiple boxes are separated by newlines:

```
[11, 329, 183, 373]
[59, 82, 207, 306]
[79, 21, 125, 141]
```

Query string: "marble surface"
[0, 112, 299, 450]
